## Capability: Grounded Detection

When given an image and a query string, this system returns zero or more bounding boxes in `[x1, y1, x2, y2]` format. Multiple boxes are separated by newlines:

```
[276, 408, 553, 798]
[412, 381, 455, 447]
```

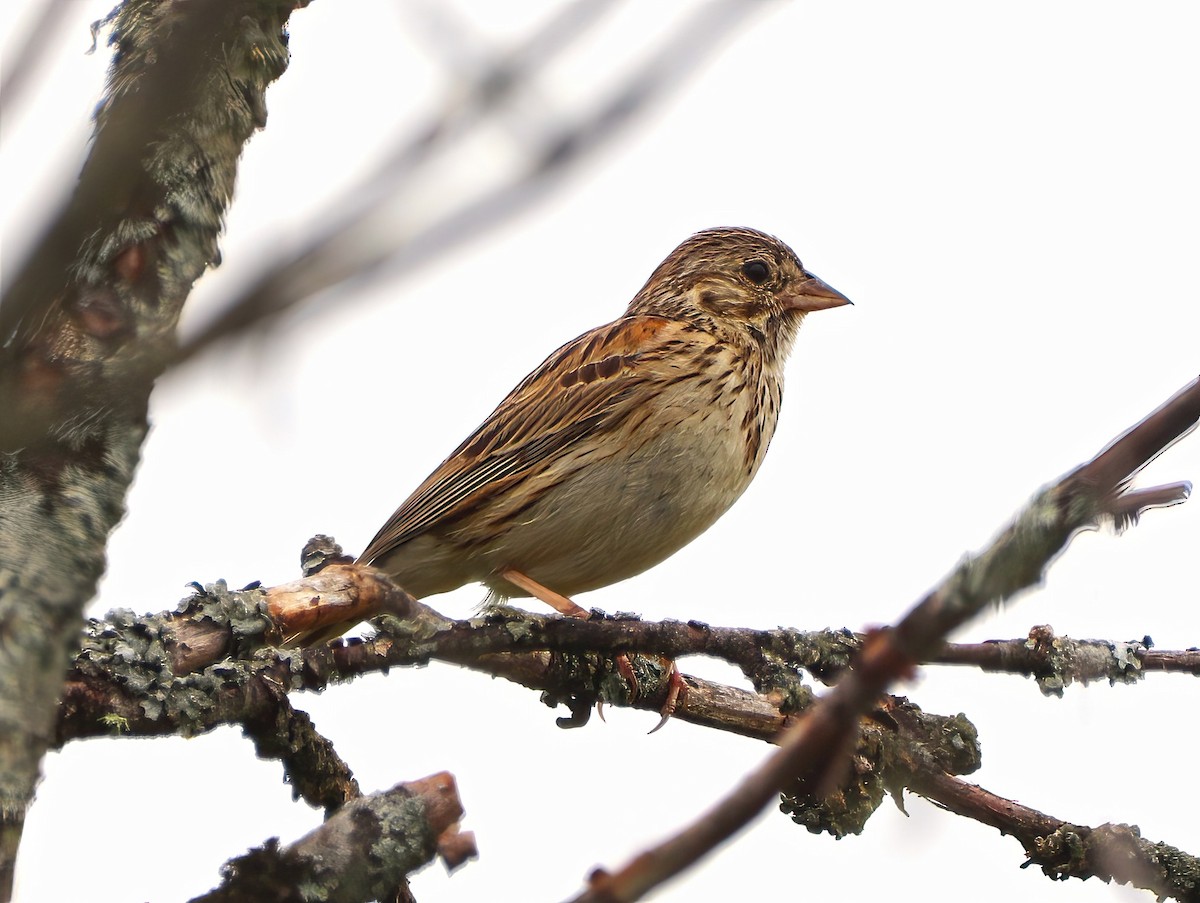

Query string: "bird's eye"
[741, 260, 770, 284]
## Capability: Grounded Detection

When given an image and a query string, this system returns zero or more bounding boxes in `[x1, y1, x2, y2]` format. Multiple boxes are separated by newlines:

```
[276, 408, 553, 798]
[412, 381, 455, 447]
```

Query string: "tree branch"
[909, 769, 1200, 902]
[190, 772, 475, 903]
[240, 690, 360, 816]
[931, 624, 1200, 694]
[59, 571, 1200, 901]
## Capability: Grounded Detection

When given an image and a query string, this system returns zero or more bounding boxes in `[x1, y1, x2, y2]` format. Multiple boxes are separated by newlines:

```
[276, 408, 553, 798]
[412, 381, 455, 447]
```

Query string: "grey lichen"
[779, 704, 981, 838]
[367, 792, 440, 886]
[779, 725, 887, 838]
[1108, 640, 1148, 684]
[180, 579, 277, 658]
[777, 627, 860, 682]
[1027, 632, 1151, 697]
[1031, 824, 1089, 879]
[74, 581, 281, 734]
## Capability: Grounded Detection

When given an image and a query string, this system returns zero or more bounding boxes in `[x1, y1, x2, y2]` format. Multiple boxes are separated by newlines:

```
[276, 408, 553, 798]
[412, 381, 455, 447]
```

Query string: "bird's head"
[627, 227, 851, 359]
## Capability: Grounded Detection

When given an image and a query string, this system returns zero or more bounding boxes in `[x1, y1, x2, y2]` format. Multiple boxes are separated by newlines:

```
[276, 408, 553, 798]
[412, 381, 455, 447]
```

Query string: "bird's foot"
[598, 654, 684, 733]
[648, 659, 686, 734]
[498, 568, 683, 729]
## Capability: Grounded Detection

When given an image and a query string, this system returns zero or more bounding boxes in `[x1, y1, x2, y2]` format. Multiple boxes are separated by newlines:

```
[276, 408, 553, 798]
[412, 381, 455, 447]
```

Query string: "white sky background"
[3, 1, 1199, 901]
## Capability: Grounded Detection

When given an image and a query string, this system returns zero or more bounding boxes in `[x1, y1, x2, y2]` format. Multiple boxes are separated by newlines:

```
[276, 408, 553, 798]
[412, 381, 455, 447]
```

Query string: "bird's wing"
[358, 314, 704, 562]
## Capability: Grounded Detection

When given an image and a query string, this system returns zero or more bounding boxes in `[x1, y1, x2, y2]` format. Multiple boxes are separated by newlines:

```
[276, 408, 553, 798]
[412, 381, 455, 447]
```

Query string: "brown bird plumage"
[348, 227, 850, 623]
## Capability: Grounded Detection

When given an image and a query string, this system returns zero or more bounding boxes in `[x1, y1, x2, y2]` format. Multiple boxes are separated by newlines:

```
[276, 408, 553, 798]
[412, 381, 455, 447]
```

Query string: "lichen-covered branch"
[58, 566, 1200, 739]
[190, 772, 476, 903]
[931, 624, 1200, 695]
[0, 0, 305, 888]
[909, 769, 1200, 902]
[62, 594, 360, 813]
[56, 570, 873, 748]
[55, 567, 1200, 902]
[240, 691, 360, 816]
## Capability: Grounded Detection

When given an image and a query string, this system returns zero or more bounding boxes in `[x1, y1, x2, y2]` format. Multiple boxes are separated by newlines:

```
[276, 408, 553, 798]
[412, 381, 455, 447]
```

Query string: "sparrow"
[307, 228, 850, 709]
[357, 226, 849, 606]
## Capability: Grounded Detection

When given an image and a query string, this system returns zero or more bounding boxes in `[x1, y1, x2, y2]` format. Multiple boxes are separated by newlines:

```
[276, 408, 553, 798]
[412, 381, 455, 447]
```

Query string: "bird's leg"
[500, 568, 589, 618]
[500, 568, 645, 712]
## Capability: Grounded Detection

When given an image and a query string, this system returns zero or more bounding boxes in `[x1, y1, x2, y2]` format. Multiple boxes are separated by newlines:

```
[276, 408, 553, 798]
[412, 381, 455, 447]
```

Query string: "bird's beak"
[787, 272, 853, 313]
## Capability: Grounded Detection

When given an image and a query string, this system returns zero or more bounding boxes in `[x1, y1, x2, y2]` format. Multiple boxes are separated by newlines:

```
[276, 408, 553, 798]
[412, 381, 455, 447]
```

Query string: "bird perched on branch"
[303, 227, 850, 713]
[359, 226, 849, 601]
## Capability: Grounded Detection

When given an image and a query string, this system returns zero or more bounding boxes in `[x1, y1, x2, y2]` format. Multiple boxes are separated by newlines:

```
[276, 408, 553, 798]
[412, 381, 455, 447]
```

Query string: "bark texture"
[0, 0, 304, 890]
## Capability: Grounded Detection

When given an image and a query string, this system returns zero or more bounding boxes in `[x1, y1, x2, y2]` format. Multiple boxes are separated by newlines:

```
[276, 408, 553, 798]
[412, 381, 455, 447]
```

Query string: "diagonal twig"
[0, 0, 75, 117]
[569, 377, 1200, 902]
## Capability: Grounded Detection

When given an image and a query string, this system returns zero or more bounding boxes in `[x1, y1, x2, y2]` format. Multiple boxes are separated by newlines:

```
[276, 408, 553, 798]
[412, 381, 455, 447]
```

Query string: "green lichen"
[100, 713, 129, 734]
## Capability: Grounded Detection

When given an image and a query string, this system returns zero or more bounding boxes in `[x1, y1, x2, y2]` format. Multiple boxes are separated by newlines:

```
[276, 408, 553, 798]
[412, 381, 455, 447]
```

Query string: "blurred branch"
[175, 0, 619, 363]
[174, 0, 764, 365]
[190, 772, 474, 903]
[569, 376, 1200, 902]
[0, 1, 289, 344]
[0, 0, 73, 116]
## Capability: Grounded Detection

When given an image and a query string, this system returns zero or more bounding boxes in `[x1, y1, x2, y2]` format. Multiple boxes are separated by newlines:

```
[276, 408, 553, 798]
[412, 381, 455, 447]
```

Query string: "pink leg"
[501, 568, 590, 618]
[501, 568, 685, 729]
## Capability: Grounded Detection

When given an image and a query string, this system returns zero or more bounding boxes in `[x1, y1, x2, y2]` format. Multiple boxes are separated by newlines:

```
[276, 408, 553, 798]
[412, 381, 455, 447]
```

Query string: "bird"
[306, 228, 850, 710]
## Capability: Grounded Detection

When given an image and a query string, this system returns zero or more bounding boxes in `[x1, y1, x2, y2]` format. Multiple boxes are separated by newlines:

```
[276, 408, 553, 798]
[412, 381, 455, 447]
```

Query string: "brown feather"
[358, 315, 689, 562]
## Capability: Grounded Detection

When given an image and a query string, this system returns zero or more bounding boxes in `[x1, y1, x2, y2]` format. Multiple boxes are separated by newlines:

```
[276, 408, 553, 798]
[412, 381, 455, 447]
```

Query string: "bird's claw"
[596, 653, 640, 723]
[648, 660, 685, 734]
[596, 655, 684, 732]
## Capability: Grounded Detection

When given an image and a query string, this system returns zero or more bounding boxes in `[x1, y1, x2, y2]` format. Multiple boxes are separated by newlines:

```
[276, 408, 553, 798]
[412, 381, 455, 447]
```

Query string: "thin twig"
[931, 624, 1200, 694]
[0, 0, 74, 120]
[908, 770, 1200, 901]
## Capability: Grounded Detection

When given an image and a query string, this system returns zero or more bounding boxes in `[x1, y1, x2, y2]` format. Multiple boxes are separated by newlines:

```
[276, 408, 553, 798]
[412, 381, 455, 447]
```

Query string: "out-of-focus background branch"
[2, 1, 1197, 901]
[175, 0, 760, 366]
